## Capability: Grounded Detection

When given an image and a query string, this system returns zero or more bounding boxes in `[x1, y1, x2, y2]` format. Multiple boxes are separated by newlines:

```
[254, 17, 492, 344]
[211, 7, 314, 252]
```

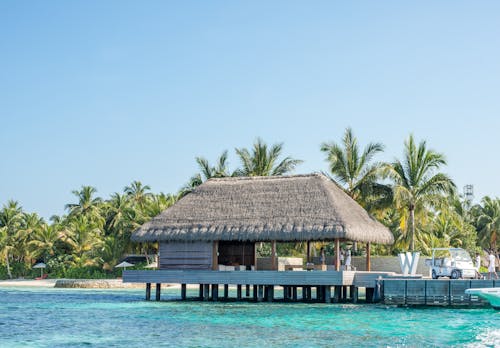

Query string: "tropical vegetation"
[0, 135, 496, 279]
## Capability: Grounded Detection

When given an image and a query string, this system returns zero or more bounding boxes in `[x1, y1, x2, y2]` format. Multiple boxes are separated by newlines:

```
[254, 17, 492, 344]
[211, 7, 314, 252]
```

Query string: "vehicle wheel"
[451, 270, 461, 279]
[432, 269, 438, 279]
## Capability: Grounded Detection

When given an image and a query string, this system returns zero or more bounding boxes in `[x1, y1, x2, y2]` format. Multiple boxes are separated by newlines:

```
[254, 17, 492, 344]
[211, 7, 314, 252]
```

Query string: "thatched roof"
[132, 174, 394, 244]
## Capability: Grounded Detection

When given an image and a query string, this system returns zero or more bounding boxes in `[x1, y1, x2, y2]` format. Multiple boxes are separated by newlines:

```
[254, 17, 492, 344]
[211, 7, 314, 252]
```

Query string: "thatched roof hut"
[132, 173, 393, 245]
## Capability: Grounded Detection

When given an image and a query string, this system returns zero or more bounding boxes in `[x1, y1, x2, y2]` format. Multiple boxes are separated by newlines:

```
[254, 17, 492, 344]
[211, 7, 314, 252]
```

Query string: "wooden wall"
[159, 242, 213, 270]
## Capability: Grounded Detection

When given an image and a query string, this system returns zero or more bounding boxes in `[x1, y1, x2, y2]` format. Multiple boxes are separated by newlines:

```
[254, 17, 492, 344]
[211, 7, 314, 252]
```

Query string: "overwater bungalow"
[123, 173, 395, 302]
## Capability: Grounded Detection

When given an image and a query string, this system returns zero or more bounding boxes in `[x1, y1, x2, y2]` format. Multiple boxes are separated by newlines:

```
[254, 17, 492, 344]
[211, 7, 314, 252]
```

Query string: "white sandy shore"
[0, 279, 58, 287]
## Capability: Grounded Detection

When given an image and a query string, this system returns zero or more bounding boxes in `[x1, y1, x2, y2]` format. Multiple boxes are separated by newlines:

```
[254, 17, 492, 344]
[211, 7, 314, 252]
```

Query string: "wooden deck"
[123, 269, 397, 287]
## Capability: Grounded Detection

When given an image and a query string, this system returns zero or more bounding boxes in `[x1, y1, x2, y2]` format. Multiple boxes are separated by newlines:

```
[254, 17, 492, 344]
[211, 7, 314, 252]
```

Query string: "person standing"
[475, 253, 483, 279]
[320, 247, 326, 265]
[488, 250, 499, 280]
[345, 249, 352, 271]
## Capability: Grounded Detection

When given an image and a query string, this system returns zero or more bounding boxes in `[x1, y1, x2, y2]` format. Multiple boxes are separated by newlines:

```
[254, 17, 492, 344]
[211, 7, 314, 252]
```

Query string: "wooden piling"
[145, 283, 151, 301]
[237, 285, 242, 300]
[181, 284, 187, 300]
[224, 284, 229, 299]
[155, 283, 161, 301]
[211, 284, 219, 301]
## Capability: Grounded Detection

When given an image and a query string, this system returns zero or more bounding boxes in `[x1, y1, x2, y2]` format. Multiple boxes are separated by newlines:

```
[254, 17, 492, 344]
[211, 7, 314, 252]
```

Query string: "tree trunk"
[5, 253, 12, 279]
[410, 207, 415, 252]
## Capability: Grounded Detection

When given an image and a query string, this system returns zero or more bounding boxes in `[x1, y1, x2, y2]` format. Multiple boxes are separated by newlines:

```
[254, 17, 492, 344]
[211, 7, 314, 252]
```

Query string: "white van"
[425, 248, 476, 279]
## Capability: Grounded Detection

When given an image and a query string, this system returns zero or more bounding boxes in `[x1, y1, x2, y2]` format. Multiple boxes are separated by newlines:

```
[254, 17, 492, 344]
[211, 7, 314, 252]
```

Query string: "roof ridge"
[207, 173, 325, 182]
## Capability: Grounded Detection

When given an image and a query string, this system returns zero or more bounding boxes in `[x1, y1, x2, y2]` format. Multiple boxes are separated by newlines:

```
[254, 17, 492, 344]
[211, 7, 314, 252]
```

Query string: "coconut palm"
[234, 138, 302, 176]
[124, 181, 152, 209]
[320, 128, 391, 213]
[0, 201, 24, 278]
[65, 186, 103, 226]
[473, 196, 500, 253]
[385, 135, 456, 251]
[28, 224, 61, 261]
[196, 150, 230, 180]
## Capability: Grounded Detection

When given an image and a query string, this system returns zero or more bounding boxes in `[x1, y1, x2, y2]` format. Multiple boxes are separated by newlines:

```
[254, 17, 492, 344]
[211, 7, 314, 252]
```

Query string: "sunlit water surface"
[1, 287, 499, 347]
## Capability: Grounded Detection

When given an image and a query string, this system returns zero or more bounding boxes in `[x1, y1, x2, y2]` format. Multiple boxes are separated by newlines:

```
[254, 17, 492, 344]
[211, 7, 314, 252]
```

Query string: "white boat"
[465, 288, 500, 309]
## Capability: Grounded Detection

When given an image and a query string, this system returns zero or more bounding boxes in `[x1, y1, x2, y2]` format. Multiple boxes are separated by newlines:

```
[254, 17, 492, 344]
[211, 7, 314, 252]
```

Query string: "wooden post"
[246, 284, 250, 297]
[155, 283, 161, 301]
[253, 242, 258, 270]
[267, 286, 274, 302]
[224, 284, 229, 299]
[353, 286, 359, 303]
[292, 287, 297, 301]
[366, 242, 371, 272]
[253, 285, 258, 301]
[212, 241, 219, 270]
[146, 283, 151, 301]
[212, 284, 219, 301]
[271, 240, 277, 270]
[324, 286, 331, 303]
[333, 286, 341, 303]
[203, 284, 210, 301]
[302, 286, 307, 301]
[257, 285, 264, 302]
[307, 241, 311, 263]
[199, 284, 203, 299]
[181, 284, 187, 300]
[335, 238, 340, 271]
[237, 285, 242, 300]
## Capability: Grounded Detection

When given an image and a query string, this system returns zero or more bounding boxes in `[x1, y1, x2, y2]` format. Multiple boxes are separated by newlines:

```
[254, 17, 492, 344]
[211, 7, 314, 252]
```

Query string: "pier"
[124, 270, 500, 307]
[125, 269, 396, 303]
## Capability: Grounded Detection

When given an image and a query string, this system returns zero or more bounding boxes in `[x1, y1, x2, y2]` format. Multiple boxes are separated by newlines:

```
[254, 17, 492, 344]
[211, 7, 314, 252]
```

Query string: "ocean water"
[0, 287, 499, 347]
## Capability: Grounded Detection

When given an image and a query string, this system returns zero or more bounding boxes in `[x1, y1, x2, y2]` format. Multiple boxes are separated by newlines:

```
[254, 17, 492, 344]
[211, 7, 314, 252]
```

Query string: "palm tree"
[234, 138, 302, 176]
[0, 200, 24, 278]
[15, 212, 45, 265]
[28, 224, 61, 261]
[473, 196, 500, 253]
[385, 135, 456, 251]
[124, 181, 152, 209]
[196, 150, 230, 180]
[65, 186, 103, 226]
[320, 128, 391, 212]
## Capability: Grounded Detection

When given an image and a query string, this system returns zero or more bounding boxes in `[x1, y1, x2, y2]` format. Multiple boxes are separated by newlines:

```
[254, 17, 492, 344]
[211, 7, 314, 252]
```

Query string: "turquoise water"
[0, 287, 499, 347]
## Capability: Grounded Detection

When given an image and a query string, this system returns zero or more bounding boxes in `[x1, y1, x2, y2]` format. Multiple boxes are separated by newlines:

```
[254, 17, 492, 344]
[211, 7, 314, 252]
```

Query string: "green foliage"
[0, 133, 497, 274]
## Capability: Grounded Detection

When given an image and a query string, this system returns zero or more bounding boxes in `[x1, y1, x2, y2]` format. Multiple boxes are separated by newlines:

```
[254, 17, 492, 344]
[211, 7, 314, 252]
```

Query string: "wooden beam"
[366, 242, 371, 272]
[253, 242, 257, 270]
[335, 238, 340, 271]
[212, 241, 219, 270]
[271, 240, 277, 270]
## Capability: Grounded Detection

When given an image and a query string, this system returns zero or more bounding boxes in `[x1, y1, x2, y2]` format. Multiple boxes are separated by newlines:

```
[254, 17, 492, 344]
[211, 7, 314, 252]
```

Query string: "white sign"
[399, 252, 420, 275]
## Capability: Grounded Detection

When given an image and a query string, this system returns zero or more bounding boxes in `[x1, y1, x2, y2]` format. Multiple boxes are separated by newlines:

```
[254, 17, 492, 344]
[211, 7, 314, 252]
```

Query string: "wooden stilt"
[199, 284, 203, 299]
[257, 285, 264, 302]
[353, 286, 359, 303]
[155, 283, 161, 301]
[333, 286, 341, 303]
[237, 285, 242, 300]
[302, 286, 307, 301]
[324, 286, 331, 303]
[224, 284, 229, 299]
[253, 285, 258, 301]
[145, 283, 151, 301]
[212, 284, 219, 301]
[316, 286, 321, 301]
[181, 284, 187, 300]
[246, 284, 250, 297]
[292, 287, 297, 301]
[203, 284, 210, 301]
[267, 286, 274, 302]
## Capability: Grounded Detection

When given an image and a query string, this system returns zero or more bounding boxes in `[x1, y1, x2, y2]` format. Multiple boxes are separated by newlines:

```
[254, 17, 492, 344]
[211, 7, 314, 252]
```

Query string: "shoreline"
[0, 279, 148, 289]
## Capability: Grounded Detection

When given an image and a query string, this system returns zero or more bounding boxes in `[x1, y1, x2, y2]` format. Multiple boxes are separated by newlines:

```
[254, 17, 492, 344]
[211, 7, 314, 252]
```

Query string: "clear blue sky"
[1, 1, 500, 219]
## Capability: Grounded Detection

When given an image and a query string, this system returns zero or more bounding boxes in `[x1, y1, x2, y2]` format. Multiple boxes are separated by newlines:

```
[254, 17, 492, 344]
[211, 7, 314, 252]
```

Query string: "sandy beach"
[0, 279, 58, 287]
